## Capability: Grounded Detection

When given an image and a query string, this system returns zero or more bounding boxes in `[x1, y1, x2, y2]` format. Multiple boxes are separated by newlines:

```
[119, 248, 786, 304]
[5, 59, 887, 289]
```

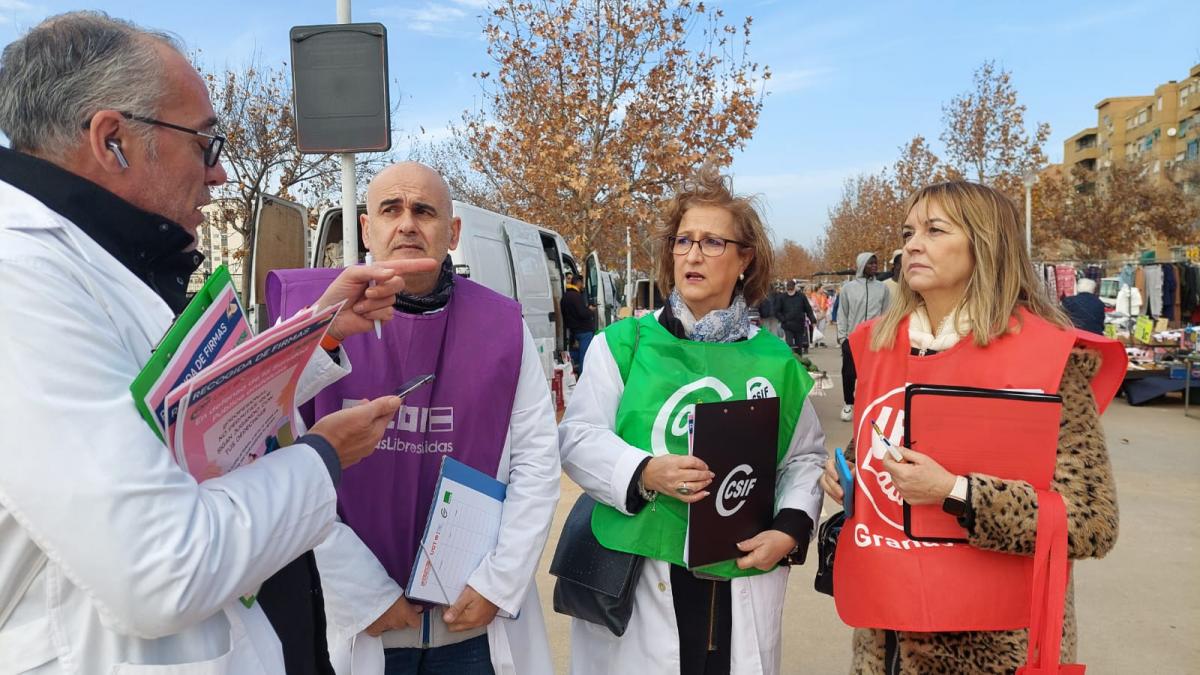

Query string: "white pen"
[364, 252, 383, 340]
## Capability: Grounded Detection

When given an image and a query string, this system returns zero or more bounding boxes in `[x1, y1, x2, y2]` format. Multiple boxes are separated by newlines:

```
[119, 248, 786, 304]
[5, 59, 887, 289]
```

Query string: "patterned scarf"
[667, 289, 751, 343]
[394, 257, 457, 314]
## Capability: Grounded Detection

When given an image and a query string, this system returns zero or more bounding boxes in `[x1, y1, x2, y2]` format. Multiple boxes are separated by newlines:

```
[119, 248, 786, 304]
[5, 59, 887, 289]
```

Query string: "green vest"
[590, 313, 813, 578]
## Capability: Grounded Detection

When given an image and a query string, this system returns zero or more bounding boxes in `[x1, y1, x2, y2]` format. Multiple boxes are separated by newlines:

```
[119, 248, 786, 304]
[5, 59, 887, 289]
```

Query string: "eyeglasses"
[82, 111, 226, 167]
[668, 234, 748, 257]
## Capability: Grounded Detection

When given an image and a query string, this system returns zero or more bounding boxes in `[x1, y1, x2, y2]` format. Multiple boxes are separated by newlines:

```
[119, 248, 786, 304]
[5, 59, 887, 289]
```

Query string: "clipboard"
[406, 457, 506, 606]
[685, 397, 779, 569]
[902, 384, 1062, 543]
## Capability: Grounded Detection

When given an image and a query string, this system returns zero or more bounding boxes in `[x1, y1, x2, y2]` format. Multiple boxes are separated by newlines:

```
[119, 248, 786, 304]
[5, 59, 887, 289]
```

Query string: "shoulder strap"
[605, 316, 645, 384]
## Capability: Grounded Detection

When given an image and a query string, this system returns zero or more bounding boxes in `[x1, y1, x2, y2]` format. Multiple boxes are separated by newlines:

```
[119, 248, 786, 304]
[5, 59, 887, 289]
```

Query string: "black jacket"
[562, 286, 597, 332]
[1062, 292, 1106, 335]
[778, 291, 816, 332]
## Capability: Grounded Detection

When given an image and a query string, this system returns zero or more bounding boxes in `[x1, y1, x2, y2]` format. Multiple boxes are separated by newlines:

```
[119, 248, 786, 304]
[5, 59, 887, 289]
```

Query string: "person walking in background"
[1062, 278, 1106, 335]
[808, 282, 831, 347]
[563, 272, 598, 374]
[757, 282, 784, 338]
[835, 252, 889, 421]
[882, 248, 902, 298]
[779, 279, 816, 356]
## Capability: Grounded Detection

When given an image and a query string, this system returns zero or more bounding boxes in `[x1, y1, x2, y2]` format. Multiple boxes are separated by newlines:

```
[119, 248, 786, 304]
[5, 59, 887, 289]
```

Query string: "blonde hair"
[655, 164, 774, 306]
[870, 181, 1068, 351]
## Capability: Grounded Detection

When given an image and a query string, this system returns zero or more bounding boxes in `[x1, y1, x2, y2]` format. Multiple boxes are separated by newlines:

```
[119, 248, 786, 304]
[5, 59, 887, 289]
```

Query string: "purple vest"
[266, 269, 523, 586]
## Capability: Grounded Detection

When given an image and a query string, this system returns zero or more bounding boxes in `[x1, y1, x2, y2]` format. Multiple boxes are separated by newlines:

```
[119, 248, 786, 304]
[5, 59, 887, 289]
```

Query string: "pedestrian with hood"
[835, 252, 889, 421]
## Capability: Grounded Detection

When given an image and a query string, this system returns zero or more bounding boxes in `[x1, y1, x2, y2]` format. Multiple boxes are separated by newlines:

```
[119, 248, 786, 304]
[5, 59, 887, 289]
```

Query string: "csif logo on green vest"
[715, 464, 757, 516]
[650, 376, 779, 457]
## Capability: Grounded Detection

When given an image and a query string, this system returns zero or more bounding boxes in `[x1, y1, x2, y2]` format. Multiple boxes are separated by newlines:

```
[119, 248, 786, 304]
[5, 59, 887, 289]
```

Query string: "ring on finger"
[676, 482, 693, 496]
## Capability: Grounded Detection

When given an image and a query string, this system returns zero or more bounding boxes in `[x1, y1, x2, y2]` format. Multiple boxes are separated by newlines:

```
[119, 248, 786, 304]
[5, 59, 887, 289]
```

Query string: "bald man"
[266, 162, 559, 674]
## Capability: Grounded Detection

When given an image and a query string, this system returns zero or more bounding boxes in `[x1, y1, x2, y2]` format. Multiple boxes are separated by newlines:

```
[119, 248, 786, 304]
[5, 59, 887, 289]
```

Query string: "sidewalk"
[533, 342, 1200, 673]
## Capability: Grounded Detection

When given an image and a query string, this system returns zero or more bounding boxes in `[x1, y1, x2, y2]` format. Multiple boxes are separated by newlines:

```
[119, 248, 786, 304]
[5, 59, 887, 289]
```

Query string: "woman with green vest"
[558, 165, 828, 675]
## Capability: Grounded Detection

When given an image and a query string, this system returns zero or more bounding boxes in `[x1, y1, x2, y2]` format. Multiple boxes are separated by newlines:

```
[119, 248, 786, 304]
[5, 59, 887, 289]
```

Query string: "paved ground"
[532, 343, 1199, 673]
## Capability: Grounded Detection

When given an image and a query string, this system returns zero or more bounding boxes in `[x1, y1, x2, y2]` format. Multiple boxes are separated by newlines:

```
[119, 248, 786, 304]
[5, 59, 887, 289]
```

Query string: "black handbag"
[549, 493, 645, 636]
[813, 510, 846, 596]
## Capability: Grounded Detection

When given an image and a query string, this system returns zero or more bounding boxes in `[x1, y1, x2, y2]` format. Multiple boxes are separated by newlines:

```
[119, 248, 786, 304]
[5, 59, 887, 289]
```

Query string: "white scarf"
[908, 305, 972, 352]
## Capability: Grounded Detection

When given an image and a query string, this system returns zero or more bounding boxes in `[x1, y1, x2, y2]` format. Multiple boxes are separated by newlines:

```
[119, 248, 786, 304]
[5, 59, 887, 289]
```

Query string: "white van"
[270, 200, 617, 382]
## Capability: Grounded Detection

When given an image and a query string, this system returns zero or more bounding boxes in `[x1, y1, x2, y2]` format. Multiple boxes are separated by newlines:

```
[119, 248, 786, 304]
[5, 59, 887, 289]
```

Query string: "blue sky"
[2, 0, 1198, 248]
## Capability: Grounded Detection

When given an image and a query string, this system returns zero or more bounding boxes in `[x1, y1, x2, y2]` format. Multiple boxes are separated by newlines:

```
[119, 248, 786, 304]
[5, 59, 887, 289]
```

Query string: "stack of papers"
[131, 266, 342, 481]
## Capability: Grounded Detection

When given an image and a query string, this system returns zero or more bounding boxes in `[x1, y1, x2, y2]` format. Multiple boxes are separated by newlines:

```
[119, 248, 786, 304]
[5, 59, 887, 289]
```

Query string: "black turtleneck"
[0, 146, 203, 314]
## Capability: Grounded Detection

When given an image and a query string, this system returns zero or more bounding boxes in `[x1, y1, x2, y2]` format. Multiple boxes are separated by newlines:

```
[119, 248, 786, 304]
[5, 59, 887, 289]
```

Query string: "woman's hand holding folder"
[880, 448, 957, 506]
[641, 454, 715, 503]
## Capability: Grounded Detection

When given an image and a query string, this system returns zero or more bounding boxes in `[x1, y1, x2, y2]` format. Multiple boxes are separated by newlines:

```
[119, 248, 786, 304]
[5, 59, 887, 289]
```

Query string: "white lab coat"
[0, 178, 350, 674]
[558, 328, 828, 675]
[316, 323, 560, 675]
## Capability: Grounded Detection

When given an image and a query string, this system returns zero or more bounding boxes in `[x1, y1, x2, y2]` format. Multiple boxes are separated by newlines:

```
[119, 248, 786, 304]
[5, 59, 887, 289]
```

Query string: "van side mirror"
[454, 264, 472, 278]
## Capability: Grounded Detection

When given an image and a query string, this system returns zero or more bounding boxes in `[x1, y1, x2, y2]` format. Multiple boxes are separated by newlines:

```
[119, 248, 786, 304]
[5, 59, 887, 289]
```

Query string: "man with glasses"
[0, 11, 435, 673]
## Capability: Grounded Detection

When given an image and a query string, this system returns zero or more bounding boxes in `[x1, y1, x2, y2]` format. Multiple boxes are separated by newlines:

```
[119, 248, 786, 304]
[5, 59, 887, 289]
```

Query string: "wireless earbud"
[106, 140, 129, 169]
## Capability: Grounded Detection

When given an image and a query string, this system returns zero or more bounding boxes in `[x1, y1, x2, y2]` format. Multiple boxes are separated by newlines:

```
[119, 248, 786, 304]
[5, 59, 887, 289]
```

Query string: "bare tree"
[940, 61, 1050, 198]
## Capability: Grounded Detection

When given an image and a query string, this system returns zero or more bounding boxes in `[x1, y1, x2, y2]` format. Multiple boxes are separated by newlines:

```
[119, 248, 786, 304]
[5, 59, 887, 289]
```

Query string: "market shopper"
[835, 252, 890, 421]
[808, 282, 831, 347]
[558, 165, 827, 675]
[1063, 278, 1106, 335]
[562, 272, 598, 373]
[779, 279, 817, 355]
[0, 12, 425, 673]
[818, 180, 1126, 673]
[268, 161, 559, 675]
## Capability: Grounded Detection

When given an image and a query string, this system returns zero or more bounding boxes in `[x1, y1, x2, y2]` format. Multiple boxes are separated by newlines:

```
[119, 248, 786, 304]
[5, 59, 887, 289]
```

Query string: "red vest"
[833, 309, 1124, 631]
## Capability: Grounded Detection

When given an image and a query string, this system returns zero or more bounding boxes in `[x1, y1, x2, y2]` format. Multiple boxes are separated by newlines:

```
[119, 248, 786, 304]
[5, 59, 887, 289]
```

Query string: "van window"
[472, 235, 516, 298]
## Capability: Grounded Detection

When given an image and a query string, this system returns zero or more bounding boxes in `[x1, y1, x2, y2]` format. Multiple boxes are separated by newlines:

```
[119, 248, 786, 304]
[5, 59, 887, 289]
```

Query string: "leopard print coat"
[846, 348, 1119, 674]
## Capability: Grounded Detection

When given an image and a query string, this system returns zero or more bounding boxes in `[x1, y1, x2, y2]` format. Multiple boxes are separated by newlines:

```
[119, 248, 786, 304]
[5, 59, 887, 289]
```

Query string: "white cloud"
[763, 66, 834, 95]
[371, 1, 487, 36]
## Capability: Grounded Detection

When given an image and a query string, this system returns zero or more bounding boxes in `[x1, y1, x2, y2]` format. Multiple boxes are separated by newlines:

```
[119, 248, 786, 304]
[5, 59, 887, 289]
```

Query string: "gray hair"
[0, 11, 183, 160]
[1076, 278, 1097, 294]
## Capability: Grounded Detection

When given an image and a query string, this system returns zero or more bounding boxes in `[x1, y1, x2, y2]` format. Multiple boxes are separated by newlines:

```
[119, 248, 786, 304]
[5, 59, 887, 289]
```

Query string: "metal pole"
[625, 225, 633, 310]
[1024, 183, 1033, 258]
[338, 0, 358, 267]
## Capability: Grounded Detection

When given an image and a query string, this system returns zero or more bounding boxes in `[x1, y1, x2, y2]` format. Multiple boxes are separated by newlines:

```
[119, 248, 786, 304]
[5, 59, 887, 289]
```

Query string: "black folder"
[685, 397, 779, 569]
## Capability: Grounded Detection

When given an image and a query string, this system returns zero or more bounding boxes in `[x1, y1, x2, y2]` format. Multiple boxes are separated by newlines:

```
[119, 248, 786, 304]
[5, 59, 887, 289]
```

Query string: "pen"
[869, 420, 905, 462]
[364, 252, 383, 340]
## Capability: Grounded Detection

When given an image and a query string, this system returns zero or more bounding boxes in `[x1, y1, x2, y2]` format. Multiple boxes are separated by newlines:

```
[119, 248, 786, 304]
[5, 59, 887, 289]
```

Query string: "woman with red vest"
[818, 181, 1124, 673]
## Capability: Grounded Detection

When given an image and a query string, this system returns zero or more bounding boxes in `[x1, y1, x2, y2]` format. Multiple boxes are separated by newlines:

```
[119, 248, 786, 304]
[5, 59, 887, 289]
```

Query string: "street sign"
[289, 23, 390, 153]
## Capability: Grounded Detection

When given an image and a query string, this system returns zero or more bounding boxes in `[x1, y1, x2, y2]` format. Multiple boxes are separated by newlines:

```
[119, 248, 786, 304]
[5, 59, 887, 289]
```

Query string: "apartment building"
[188, 200, 246, 294]
[1062, 63, 1200, 183]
